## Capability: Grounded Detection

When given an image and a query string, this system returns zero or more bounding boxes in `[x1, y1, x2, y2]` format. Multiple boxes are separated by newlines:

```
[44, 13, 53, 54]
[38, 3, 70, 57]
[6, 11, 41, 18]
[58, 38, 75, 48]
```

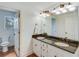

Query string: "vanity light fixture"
[66, 3, 76, 12]
[58, 3, 67, 13]
[41, 3, 76, 16]
[40, 13, 50, 17]
[40, 10, 51, 17]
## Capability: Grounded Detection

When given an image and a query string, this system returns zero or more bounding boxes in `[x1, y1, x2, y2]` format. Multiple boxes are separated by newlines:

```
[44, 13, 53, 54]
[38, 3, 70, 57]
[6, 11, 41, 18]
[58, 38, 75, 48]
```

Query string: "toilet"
[0, 41, 9, 52]
[0, 31, 10, 52]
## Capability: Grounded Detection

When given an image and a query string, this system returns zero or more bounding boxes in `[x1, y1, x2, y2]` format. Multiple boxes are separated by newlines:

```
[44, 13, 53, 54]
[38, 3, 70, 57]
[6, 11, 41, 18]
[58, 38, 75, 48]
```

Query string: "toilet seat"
[0, 42, 9, 46]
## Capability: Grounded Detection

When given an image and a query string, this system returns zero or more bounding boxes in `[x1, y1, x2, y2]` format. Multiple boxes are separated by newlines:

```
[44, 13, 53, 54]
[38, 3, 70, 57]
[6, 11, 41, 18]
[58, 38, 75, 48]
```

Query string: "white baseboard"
[20, 49, 33, 57]
[26, 49, 33, 57]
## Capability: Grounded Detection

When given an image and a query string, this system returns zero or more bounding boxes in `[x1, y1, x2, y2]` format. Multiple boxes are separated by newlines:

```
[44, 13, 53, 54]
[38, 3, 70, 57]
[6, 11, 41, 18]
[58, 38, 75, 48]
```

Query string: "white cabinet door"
[33, 39, 42, 57]
[41, 42, 48, 57]
[56, 48, 74, 57]
[48, 44, 74, 57]
[48, 45, 58, 57]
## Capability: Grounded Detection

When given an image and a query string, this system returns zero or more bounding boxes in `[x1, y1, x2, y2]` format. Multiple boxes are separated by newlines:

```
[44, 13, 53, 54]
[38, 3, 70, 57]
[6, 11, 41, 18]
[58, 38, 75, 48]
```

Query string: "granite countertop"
[32, 35, 79, 54]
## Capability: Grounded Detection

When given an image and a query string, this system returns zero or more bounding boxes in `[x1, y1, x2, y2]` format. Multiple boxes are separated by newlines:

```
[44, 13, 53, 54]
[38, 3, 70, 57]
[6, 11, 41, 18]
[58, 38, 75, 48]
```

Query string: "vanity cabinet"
[33, 39, 74, 57]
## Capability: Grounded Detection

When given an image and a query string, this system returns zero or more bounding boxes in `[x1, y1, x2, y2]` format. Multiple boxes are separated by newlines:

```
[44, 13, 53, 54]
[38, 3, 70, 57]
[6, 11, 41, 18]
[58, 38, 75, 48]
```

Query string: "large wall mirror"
[47, 7, 79, 42]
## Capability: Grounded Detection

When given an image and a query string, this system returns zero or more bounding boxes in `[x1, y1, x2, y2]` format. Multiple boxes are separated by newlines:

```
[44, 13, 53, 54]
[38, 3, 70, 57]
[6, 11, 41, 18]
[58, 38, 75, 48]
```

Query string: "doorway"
[0, 7, 20, 57]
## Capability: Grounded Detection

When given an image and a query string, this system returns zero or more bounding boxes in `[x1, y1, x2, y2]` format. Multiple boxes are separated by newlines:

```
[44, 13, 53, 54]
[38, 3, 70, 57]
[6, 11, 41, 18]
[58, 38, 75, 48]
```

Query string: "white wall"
[33, 15, 52, 35]
[20, 11, 35, 56]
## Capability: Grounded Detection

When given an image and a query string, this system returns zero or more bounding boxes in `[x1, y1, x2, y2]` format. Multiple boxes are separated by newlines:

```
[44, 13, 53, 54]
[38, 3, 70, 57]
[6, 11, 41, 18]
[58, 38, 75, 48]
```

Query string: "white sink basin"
[54, 42, 69, 47]
[37, 37, 45, 40]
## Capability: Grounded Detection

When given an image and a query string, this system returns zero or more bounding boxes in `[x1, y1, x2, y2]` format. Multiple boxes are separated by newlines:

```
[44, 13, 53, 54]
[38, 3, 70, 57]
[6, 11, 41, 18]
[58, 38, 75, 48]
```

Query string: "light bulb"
[66, 5, 72, 9]
[59, 8, 67, 13]
[68, 6, 76, 11]
[55, 11, 61, 15]
[51, 10, 56, 13]
[40, 13, 50, 17]
[66, 4, 76, 12]
[62, 9, 67, 13]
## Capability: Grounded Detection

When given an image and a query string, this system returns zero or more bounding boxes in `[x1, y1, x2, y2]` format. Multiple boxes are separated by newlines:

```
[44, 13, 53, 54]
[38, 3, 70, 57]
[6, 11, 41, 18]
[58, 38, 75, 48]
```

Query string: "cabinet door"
[41, 43, 48, 57]
[48, 45, 57, 57]
[33, 39, 42, 57]
[56, 48, 74, 57]
[48, 44, 74, 57]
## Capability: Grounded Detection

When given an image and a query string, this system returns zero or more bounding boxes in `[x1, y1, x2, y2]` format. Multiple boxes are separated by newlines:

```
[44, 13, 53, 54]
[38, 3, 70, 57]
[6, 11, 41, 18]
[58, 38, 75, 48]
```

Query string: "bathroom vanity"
[32, 35, 79, 57]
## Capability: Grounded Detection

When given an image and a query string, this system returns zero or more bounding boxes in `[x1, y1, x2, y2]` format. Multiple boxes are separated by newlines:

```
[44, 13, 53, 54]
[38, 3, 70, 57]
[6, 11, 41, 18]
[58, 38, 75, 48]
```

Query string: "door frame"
[0, 7, 20, 57]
